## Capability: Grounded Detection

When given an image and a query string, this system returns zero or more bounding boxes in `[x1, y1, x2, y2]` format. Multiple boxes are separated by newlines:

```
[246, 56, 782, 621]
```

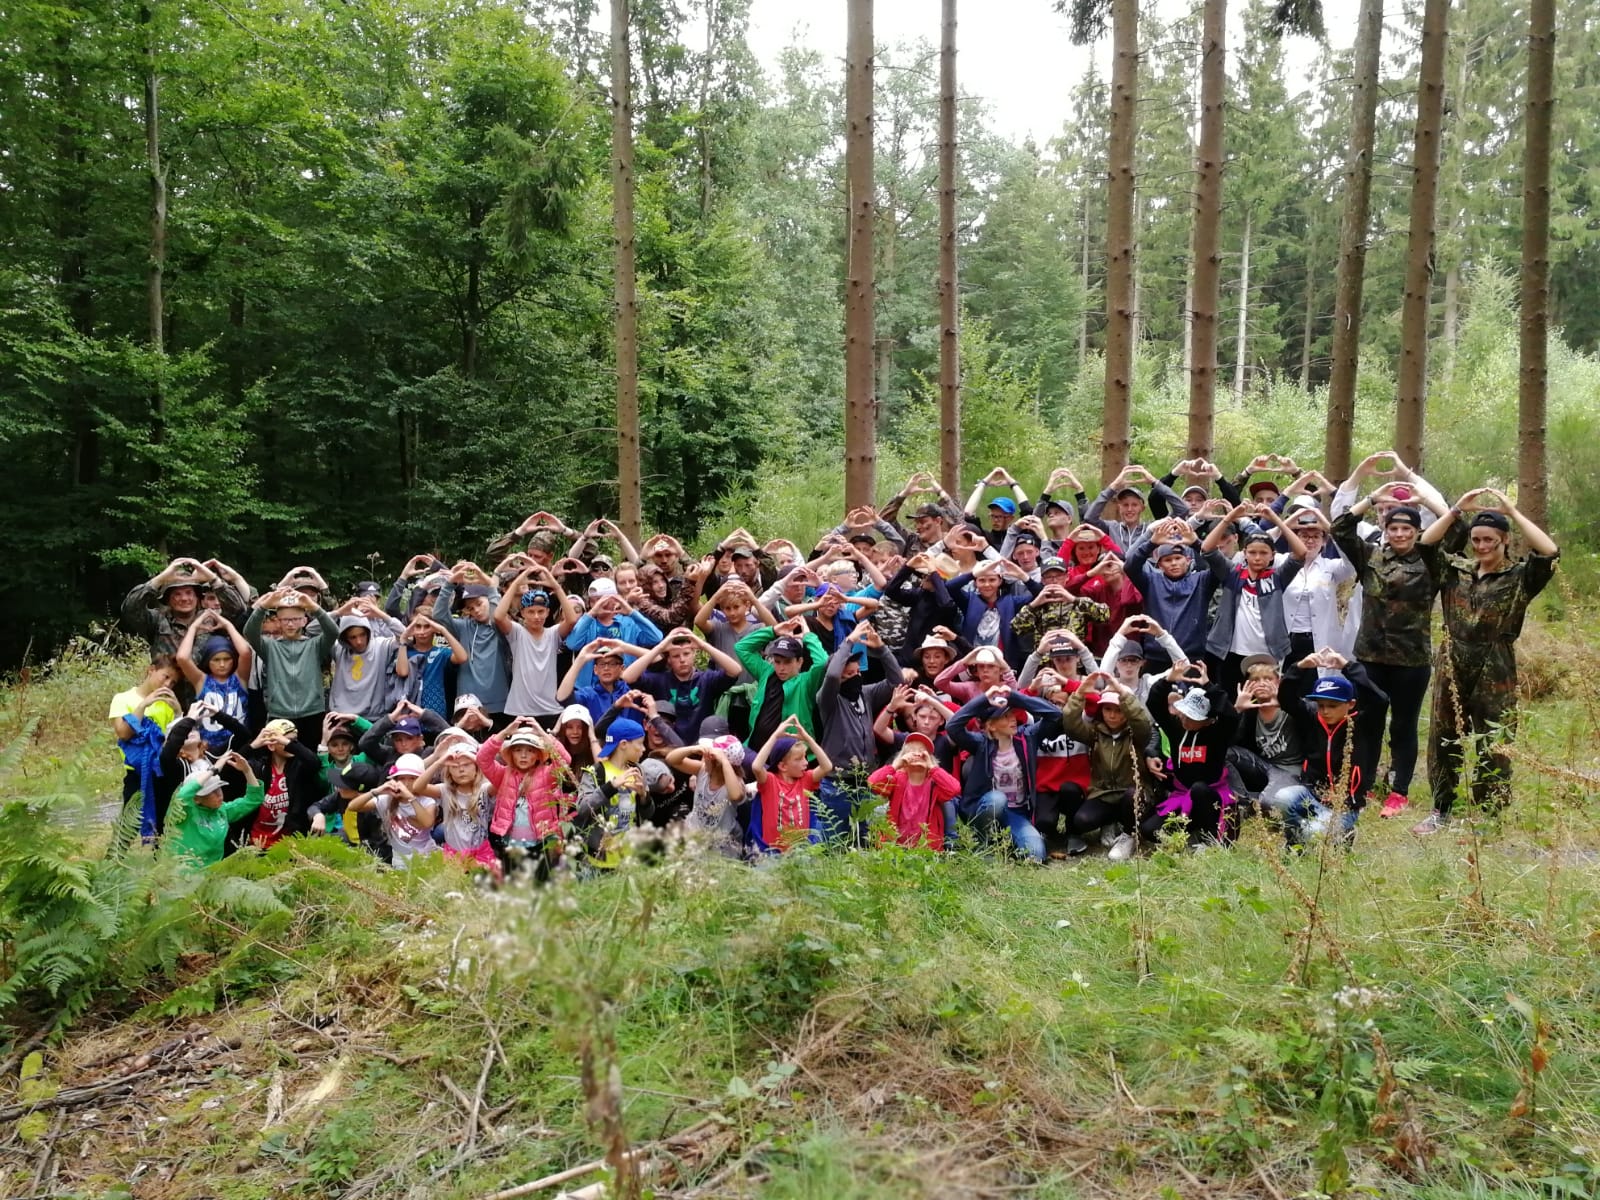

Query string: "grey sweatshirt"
[816, 642, 903, 771]
[244, 607, 339, 719]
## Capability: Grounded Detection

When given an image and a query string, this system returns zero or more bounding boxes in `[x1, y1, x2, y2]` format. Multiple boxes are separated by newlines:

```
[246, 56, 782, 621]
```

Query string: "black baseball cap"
[766, 635, 805, 659]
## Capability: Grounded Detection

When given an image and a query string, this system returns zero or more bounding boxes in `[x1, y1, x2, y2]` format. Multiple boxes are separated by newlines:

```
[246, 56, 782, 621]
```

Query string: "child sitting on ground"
[749, 715, 833, 853]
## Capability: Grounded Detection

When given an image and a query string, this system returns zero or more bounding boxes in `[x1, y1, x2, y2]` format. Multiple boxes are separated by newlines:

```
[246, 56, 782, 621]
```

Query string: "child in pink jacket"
[477, 717, 572, 871]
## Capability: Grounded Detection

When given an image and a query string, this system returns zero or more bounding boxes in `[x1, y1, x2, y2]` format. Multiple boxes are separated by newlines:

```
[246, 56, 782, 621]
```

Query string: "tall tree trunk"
[612, 0, 641, 541]
[1299, 220, 1316, 388]
[1099, 0, 1137, 485]
[1234, 211, 1252, 399]
[142, 4, 165, 389]
[937, 0, 960, 494]
[1129, 188, 1143, 352]
[1518, 0, 1554, 528]
[844, 0, 877, 508]
[1187, 0, 1225, 459]
[696, 0, 717, 221]
[1078, 193, 1091, 369]
[1395, 0, 1449, 468]
[1324, 0, 1382, 481]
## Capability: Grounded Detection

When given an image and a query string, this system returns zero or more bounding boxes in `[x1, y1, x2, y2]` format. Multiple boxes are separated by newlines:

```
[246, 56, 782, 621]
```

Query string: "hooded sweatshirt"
[330, 614, 406, 720]
[816, 641, 903, 770]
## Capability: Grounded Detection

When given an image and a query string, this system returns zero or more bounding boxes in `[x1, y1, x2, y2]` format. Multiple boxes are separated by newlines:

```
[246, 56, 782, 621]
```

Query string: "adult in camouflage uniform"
[1414, 489, 1559, 833]
[1332, 477, 1456, 818]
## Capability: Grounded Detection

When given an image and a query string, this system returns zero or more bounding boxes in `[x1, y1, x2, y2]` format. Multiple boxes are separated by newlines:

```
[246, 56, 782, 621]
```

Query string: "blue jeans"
[960, 790, 1046, 863]
[1269, 785, 1359, 847]
[817, 775, 866, 847]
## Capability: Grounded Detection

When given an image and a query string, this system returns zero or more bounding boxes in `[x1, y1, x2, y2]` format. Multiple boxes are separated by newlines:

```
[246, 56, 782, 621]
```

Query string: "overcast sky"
[743, 0, 1364, 146]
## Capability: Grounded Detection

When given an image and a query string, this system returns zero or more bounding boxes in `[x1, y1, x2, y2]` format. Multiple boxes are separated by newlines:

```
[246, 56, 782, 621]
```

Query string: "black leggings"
[1363, 662, 1431, 797]
[1034, 783, 1086, 836]
[1144, 781, 1237, 844]
[1072, 789, 1136, 834]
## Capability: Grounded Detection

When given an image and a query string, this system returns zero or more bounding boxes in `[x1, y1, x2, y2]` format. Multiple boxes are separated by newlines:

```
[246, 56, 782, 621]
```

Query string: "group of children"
[110, 451, 1558, 875]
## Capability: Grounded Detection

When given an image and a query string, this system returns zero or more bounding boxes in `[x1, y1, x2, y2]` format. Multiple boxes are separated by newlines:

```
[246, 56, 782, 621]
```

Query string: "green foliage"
[0, 783, 291, 1028]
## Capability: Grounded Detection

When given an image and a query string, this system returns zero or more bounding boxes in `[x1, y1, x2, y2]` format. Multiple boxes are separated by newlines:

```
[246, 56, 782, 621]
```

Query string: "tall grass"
[3, 628, 1599, 1198]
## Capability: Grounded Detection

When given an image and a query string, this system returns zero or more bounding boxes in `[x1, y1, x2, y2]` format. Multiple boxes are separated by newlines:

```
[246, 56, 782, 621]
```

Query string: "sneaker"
[1380, 791, 1408, 818]
[1411, 812, 1447, 836]
[1108, 833, 1136, 862]
[1100, 823, 1123, 849]
[1066, 836, 1090, 856]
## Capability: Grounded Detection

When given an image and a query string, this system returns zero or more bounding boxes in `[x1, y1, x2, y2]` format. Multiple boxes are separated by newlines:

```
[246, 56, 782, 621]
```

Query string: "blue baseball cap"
[1309, 675, 1356, 703]
[392, 717, 423, 737]
[987, 496, 1018, 515]
[600, 718, 646, 758]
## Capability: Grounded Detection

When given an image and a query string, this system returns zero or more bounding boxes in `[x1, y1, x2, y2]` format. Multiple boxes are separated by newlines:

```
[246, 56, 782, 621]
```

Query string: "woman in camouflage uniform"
[1413, 488, 1559, 834]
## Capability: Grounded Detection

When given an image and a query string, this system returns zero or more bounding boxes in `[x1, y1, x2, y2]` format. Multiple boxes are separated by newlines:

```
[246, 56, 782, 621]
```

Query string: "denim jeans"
[817, 775, 867, 847]
[1269, 785, 1359, 847]
[961, 790, 1046, 863]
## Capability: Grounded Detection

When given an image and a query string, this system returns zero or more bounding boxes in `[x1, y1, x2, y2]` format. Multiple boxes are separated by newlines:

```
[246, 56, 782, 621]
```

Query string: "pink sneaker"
[1379, 791, 1408, 818]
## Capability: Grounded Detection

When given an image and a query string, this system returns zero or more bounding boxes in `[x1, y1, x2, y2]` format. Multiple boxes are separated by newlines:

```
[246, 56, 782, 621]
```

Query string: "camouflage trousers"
[1427, 642, 1519, 817]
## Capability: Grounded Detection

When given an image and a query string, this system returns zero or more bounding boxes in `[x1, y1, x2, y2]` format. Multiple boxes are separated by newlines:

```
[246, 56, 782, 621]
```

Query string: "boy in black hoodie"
[1145, 666, 1239, 845]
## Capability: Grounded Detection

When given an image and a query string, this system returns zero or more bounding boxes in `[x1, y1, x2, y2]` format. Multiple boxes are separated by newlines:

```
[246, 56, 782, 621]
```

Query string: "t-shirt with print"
[991, 745, 1024, 809]
[974, 605, 1003, 647]
[1230, 574, 1272, 656]
[375, 794, 437, 864]
[634, 667, 738, 741]
[250, 764, 290, 847]
[197, 674, 249, 750]
[756, 769, 819, 850]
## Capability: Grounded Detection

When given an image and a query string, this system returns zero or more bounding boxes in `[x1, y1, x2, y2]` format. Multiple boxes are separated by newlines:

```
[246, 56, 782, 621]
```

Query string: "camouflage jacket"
[1009, 595, 1112, 649]
[1332, 512, 1457, 668]
[1439, 550, 1558, 648]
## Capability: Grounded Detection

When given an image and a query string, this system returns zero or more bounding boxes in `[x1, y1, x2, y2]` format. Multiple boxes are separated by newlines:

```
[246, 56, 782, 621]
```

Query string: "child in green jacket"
[165, 752, 264, 870]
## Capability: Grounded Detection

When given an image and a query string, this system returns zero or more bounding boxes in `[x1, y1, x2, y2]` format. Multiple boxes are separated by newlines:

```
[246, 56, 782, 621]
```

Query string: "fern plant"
[0, 792, 288, 1032]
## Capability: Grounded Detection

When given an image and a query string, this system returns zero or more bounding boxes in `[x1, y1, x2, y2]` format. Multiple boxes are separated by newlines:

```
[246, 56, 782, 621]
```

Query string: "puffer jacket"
[477, 732, 572, 838]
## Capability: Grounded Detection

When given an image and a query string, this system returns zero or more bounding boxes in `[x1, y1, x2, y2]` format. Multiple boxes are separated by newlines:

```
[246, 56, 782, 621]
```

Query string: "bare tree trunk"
[1519, 0, 1554, 528]
[1324, 0, 1382, 481]
[1100, 0, 1138, 485]
[1078, 193, 1091, 369]
[844, 0, 877, 508]
[1395, 0, 1450, 469]
[1234, 211, 1252, 400]
[1129, 188, 1143, 352]
[142, 4, 165, 371]
[1187, 0, 1225, 458]
[697, 0, 717, 221]
[612, 0, 641, 541]
[1299, 220, 1316, 388]
[938, 0, 960, 494]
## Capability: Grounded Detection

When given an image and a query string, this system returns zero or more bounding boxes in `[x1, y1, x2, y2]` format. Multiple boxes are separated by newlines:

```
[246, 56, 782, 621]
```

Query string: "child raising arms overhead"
[748, 715, 833, 854]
